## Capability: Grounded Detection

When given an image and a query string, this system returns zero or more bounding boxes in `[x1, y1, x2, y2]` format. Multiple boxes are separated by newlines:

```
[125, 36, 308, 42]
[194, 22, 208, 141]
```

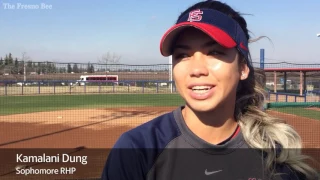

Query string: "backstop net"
[0, 60, 319, 179]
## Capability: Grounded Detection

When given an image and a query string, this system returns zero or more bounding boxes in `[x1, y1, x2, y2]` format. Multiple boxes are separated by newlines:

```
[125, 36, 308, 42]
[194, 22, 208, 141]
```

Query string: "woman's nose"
[189, 52, 209, 77]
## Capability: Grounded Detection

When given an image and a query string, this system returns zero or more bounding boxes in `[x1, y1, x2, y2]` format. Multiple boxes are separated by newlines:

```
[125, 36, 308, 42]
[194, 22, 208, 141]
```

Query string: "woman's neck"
[182, 105, 239, 145]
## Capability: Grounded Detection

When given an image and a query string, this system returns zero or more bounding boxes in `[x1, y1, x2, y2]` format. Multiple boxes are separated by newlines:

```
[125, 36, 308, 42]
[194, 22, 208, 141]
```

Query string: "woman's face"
[172, 28, 249, 112]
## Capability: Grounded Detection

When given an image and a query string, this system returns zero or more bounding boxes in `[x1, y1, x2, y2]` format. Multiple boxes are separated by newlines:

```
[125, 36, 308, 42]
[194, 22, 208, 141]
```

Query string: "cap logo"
[187, 9, 203, 22]
[240, 42, 248, 51]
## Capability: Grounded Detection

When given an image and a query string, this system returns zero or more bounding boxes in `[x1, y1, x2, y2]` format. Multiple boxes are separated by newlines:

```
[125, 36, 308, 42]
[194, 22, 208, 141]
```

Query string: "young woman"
[101, 1, 318, 179]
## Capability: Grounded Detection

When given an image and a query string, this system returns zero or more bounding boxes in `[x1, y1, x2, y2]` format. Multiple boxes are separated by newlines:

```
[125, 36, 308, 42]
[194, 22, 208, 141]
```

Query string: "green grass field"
[0, 94, 185, 115]
[269, 107, 320, 120]
[1, 94, 320, 121]
[268, 102, 320, 120]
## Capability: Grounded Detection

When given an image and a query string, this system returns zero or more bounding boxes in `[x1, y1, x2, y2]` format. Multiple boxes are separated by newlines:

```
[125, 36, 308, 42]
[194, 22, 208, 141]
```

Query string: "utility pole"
[24, 61, 26, 82]
[21, 52, 29, 82]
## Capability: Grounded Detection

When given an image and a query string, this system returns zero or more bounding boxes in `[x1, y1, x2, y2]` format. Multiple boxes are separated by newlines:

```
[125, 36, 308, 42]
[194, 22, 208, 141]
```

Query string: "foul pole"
[260, 48, 265, 69]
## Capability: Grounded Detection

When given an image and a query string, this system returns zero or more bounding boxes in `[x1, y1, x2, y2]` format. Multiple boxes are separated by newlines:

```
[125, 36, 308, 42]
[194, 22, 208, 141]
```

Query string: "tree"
[87, 62, 91, 73]
[18, 60, 24, 74]
[19, 52, 32, 78]
[51, 63, 57, 73]
[99, 52, 121, 64]
[27, 61, 33, 68]
[46, 62, 56, 73]
[37, 62, 41, 74]
[8, 53, 13, 65]
[90, 64, 95, 73]
[12, 58, 19, 74]
[4, 55, 9, 65]
[67, 63, 72, 73]
[36, 62, 46, 74]
[72, 64, 79, 73]
[39, 62, 46, 74]
[59, 67, 66, 73]
[14, 58, 18, 66]
[0, 57, 3, 65]
[98, 51, 121, 72]
[87, 62, 95, 73]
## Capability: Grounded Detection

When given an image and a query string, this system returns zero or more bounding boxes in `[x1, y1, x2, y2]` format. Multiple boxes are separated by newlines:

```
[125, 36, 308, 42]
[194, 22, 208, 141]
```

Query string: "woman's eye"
[208, 50, 224, 56]
[174, 53, 189, 59]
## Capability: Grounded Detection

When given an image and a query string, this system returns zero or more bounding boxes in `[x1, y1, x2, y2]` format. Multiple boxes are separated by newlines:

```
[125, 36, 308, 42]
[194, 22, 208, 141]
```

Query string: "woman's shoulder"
[272, 144, 311, 180]
[113, 108, 181, 149]
[274, 163, 307, 180]
[101, 109, 183, 179]
[258, 144, 309, 180]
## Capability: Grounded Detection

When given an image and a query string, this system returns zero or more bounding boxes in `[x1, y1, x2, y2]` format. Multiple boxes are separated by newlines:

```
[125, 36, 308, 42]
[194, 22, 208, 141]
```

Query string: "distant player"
[101, 1, 318, 179]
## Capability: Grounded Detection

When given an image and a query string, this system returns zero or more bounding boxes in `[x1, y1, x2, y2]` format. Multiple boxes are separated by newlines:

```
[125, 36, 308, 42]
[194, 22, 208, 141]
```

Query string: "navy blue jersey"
[101, 106, 305, 180]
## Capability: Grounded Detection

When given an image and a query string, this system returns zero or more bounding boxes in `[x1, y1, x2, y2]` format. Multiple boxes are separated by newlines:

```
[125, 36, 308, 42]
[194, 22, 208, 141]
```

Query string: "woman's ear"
[240, 63, 250, 81]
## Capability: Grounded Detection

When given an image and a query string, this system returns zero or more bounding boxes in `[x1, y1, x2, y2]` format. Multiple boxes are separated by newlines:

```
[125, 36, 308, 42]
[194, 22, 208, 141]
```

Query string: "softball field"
[0, 92, 319, 179]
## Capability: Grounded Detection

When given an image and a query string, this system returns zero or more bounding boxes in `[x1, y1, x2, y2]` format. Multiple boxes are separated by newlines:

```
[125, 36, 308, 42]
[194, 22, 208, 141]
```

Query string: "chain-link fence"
[1, 61, 319, 98]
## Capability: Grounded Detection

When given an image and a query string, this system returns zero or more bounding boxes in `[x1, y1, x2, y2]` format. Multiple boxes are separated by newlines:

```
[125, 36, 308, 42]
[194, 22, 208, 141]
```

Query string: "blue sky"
[1, 0, 320, 65]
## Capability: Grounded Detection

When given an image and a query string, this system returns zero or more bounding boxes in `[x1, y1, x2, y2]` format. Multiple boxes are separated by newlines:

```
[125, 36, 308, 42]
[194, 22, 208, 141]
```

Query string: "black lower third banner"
[0, 147, 109, 180]
[0, 147, 319, 180]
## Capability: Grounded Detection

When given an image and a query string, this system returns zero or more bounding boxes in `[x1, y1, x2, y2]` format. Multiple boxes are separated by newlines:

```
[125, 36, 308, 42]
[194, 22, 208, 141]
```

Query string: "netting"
[0, 61, 319, 179]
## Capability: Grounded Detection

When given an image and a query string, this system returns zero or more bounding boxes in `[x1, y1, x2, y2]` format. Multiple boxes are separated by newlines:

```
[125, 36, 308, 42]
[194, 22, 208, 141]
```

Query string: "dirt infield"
[0, 107, 319, 179]
[0, 107, 177, 179]
[0, 106, 177, 148]
[0, 106, 319, 149]
[267, 110, 320, 148]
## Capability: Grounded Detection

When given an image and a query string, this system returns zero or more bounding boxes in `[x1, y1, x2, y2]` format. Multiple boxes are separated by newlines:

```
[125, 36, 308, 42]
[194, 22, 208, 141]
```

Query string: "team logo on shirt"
[187, 9, 203, 22]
